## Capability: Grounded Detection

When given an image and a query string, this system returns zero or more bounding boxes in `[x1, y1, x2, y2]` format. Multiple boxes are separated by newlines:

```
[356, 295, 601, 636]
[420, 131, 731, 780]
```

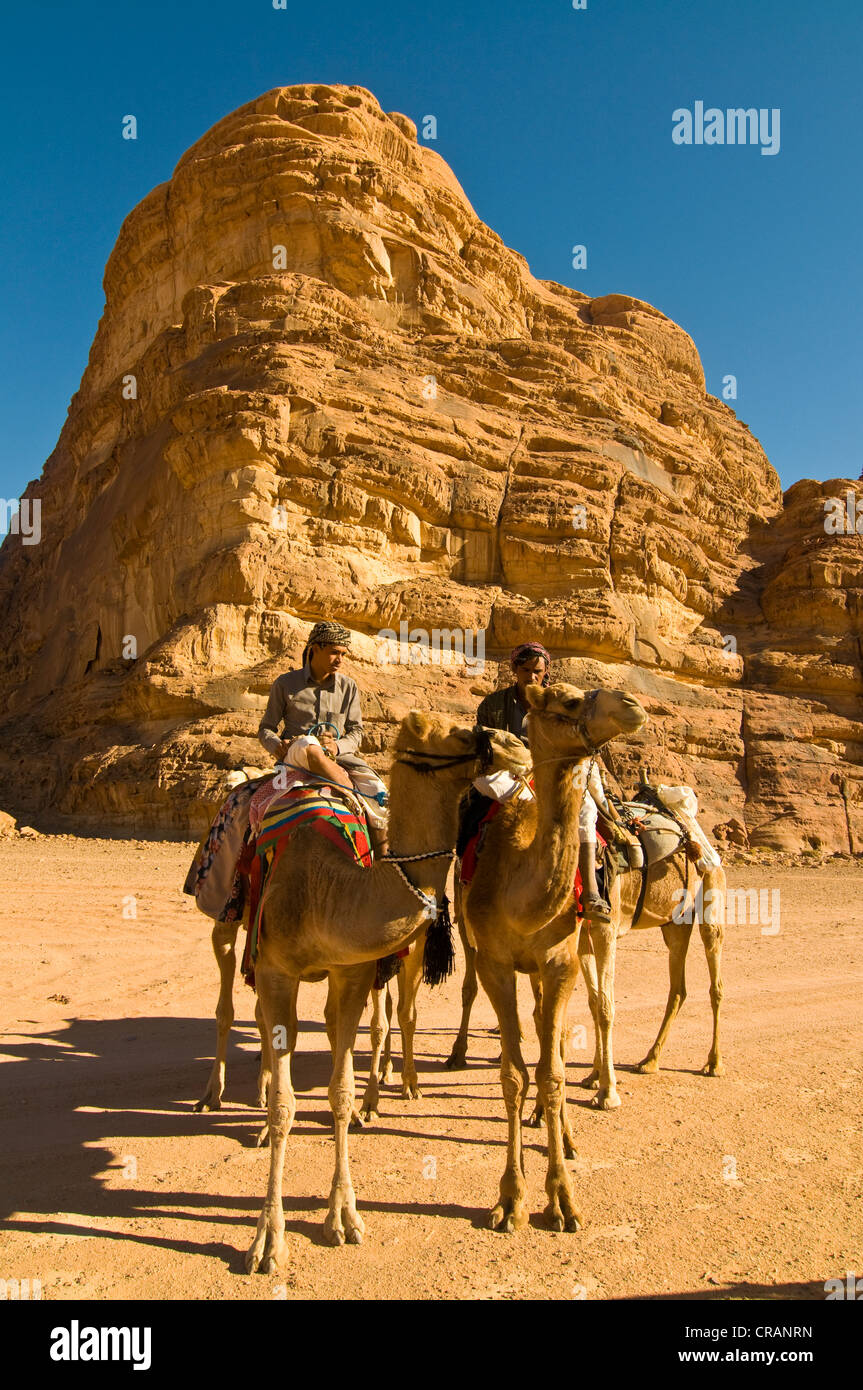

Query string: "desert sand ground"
[0, 836, 860, 1301]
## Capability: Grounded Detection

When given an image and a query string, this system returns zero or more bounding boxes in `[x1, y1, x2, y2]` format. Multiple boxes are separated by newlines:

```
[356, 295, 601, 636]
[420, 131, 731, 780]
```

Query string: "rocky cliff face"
[1, 83, 860, 849]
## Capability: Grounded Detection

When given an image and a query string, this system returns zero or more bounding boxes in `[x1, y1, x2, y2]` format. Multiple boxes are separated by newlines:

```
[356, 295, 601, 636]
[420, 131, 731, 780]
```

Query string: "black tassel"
[374, 953, 403, 990]
[422, 894, 455, 987]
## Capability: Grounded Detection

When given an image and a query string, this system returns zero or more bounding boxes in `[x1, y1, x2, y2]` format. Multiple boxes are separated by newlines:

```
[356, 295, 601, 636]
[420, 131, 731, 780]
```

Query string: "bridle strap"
[576, 689, 601, 756]
[531, 691, 610, 767]
[394, 725, 495, 775]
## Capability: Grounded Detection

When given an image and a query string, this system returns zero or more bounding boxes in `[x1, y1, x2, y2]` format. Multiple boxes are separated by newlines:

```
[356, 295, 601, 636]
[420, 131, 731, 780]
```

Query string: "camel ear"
[403, 710, 431, 739]
[523, 684, 547, 711]
[447, 724, 474, 743]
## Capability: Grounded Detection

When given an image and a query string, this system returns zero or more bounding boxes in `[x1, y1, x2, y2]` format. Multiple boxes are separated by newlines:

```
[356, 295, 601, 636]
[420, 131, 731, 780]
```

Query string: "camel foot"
[379, 1060, 394, 1084]
[444, 1046, 468, 1070]
[580, 1069, 601, 1090]
[254, 1122, 270, 1148]
[563, 1125, 578, 1160]
[400, 1082, 422, 1100]
[194, 1092, 222, 1113]
[636, 1056, 660, 1075]
[245, 1221, 288, 1275]
[543, 1177, 583, 1233]
[358, 1083, 379, 1117]
[702, 1057, 725, 1077]
[488, 1192, 529, 1234]
[349, 1107, 367, 1130]
[525, 1102, 544, 1129]
[591, 1087, 621, 1111]
[358, 1104, 379, 1124]
[256, 1074, 271, 1109]
[324, 1194, 365, 1247]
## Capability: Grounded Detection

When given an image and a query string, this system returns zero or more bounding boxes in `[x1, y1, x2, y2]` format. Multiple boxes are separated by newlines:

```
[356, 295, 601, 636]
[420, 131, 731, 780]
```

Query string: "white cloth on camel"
[654, 783, 722, 870]
[472, 769, 533, 803]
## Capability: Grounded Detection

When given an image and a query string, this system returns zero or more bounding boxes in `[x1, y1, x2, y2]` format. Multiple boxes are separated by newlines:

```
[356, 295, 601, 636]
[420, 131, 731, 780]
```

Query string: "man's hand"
[318, 731, 339, 756]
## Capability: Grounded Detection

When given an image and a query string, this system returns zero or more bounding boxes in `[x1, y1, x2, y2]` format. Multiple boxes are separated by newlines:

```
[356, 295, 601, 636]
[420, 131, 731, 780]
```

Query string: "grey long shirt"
[257, 662, 363, 760]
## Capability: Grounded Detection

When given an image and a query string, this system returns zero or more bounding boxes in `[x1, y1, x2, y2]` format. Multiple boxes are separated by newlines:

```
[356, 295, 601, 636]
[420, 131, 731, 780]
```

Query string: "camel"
[245, 713, 530, 1272]
[460, 681, 648, 1234]
[446, 799, 727, 1093]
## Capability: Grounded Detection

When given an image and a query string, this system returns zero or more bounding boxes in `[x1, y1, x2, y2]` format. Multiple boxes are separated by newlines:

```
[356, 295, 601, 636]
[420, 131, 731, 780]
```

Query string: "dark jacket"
[476, 685, 529, 746]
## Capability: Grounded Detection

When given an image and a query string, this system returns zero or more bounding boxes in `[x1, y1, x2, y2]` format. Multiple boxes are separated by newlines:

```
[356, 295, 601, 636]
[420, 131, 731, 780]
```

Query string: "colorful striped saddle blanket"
[242, 785, 373, 986]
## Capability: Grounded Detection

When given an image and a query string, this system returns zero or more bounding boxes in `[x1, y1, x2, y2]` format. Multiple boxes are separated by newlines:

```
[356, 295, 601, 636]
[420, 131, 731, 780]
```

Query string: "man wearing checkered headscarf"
[258, 619, 358, 762]
[258, 620, 388, 839]
[300, 620, 352, 667]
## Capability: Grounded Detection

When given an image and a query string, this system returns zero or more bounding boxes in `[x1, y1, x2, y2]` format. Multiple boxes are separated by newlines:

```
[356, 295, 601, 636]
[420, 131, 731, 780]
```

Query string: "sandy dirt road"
[0, 837, 860, 1301]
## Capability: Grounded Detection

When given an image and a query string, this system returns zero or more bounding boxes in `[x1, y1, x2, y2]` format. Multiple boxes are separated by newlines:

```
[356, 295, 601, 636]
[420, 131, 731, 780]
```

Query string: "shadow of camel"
[0, 1013, 516, 1267]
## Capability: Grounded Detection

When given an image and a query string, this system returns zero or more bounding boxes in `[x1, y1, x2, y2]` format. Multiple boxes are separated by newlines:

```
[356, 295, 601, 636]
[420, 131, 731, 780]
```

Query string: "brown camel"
[446, 811, 727, 1097]
[245, 714, 530, 1272]
[460, 681, 648, 1234]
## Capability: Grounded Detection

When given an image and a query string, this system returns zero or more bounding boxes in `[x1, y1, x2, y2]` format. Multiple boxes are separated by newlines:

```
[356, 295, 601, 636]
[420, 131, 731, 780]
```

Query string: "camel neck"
[386, 761, 459, 871]
[506, 744, 587, 931]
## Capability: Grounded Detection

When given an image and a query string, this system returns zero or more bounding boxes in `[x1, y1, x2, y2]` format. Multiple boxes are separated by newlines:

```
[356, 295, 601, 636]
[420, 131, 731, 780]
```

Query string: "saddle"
[615, 802, 689, 867]
[606, 781, 704, 927]
[241, 783, 374, 987]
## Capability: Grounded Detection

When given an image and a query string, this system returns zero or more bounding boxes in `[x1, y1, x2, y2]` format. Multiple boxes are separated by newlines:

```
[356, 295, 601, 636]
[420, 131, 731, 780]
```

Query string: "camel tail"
[423, 894, 456, 986]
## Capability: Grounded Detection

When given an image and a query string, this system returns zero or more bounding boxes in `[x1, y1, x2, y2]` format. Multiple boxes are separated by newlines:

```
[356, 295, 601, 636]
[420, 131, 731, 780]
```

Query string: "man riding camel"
[475, 640, 551, 746]
[257, 619, 389, 848]
[471, 640, 624, 921]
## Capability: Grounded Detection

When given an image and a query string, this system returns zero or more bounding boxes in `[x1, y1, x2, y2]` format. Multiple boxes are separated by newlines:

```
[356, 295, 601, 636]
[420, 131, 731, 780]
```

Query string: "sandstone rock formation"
[0, 83, 860, 850]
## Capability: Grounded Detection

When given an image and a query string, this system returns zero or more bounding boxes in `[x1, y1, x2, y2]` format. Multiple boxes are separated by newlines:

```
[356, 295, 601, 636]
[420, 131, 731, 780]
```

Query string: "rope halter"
[393, 724, 495, 775]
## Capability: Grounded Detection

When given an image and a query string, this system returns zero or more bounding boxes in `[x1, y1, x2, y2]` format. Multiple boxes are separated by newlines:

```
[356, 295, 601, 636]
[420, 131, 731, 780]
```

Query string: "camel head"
[394, 712, 532, 783]
[524, 681, 648, 758]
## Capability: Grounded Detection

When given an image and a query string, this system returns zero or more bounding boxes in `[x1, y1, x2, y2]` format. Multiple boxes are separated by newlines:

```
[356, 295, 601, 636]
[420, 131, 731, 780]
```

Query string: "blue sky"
[1, 0, 859, 501]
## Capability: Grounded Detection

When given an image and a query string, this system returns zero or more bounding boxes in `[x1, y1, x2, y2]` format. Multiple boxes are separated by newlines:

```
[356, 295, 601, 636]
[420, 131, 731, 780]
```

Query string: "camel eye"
[563, 697, 581, 710]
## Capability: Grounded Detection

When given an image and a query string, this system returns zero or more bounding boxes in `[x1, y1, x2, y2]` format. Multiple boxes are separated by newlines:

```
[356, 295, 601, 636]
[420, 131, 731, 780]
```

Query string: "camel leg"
[587, 918, 621, 1109]
[526, 972, 545, 1128]
[559, 1023, 577, 1159]
[528, 987, 576, 1156]
[536, 958, 582, 1232]
[637, 920, 693, 1073]
[397, 940, 425, 1099]
[359, 986, 389, 1121]
[446, 917, 478, 1068]
[332, 984, 366, 1132]
[195, 920, 239, 1112]
[245, 965, 299, 1274]
[380, 983, 394, 1083]
[476, 954, 530, 1233]
[255, 994, 271, 1109]
[699, 918, 725, 1076]
[577, 921, 603, 1090]
[324, 965, 376, 1246]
